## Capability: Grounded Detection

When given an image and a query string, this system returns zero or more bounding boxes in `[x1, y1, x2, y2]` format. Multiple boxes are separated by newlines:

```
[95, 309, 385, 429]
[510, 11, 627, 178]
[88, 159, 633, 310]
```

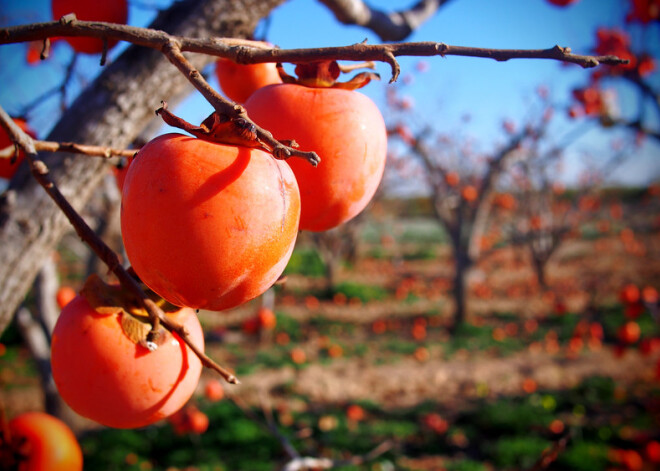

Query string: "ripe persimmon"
[0, 118, 36, 179]
[55, 285, 76, 308]
[257, 306, 277, 330]
[50, 280, 204, 429]
[120, 133, 300, 311]
[245, 69, 387, 231]
[461, 185, 478, 202]
[3, 412, 83, 471]
[51, 0, 128, 54]
[215, 58, 282, 104]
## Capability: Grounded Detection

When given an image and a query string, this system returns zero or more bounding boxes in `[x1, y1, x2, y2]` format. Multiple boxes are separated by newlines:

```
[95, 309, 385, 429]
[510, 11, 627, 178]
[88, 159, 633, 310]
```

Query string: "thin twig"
[0, 140, 137, 159]
[0, 105, 239, 385]
[228, 393, 300, 459]
[0, 20, 630, 83]
[160, 41, 320, 166]
[527, 432, 571, 471]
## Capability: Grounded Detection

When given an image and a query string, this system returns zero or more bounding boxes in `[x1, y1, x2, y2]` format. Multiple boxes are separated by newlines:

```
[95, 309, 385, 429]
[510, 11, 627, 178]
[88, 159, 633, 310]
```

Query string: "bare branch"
[160, 42, 320, 165]
[0, 21, 630, 84]
[318, 0, 448, 41]
[0, 140, 137, 160]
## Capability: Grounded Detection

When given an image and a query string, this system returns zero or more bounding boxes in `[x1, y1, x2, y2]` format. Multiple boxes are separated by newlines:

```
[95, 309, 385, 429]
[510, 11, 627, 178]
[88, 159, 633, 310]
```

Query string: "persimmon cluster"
[568, 23, 657, 120]
[121, 60, 386, 312]
[46, 58, 387, 431]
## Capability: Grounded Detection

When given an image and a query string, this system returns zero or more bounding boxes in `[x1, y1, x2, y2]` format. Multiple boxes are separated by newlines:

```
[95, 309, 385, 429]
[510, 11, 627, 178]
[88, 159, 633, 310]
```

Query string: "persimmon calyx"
[277, 60, 380, 90]
[155, 102, 300, 161]
[80, 274, 174, 349]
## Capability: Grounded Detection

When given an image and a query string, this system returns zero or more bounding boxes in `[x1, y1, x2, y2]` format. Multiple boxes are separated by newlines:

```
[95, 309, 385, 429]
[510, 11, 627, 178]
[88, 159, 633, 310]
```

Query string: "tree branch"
[318, 0, 448, 41]
[0, 20, 630, 84]
[160, 42, 320, 165]
[0, 140, 137, 160]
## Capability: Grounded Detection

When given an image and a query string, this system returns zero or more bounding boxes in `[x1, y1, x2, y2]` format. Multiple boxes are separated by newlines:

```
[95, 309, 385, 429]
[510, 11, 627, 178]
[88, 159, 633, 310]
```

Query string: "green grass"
[77, 376, 659, 470]
[284, 248, 326, 277]
[333, 281, 389, 303]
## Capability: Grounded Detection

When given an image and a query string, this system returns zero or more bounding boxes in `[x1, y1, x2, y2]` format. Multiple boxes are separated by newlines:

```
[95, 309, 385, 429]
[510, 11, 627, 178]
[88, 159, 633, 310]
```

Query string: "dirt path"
[228, 348, 658, 409]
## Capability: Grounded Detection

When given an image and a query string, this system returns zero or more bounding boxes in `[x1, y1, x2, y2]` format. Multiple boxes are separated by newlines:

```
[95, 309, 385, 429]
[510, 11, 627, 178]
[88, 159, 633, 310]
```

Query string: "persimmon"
[120, 133, 300, 311]
[618, 321, 641, 345]
[50, 277, 204, 428]
[461, 185, 478, 202]
[0, 118, 36, 179]
[1, 412, 83, 471]
[257, 306, 277, 330]
[55, 286, 76, 309]
[51, 0, 128, 54]
[445, 171, 460, 187]
[204, 379, 225, 402]
[215, 58, 282, 104]
[346, 404, 365, 421]
[423, 413, 448, 434]
[619, 283, 640, 304]
[245, 62, 387, 231]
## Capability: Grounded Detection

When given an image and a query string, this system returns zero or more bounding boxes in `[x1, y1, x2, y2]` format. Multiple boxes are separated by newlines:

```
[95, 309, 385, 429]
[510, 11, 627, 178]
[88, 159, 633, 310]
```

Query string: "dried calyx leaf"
[80, 274, 178, 347]
[278, 60, 380, 90]
[155, 101, 293, 151]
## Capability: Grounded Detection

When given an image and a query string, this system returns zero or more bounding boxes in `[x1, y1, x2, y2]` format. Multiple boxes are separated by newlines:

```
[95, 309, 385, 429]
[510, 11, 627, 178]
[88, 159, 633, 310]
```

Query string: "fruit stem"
[161, 41, 320, 167]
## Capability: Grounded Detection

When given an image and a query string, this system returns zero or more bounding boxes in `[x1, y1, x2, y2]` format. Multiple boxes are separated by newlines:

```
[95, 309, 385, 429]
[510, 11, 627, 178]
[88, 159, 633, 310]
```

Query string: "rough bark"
[0, 0, 284, 333]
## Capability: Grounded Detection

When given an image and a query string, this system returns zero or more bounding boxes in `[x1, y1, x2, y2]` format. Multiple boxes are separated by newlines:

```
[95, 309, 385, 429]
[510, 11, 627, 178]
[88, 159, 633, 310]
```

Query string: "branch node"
[435, 42, 448, 57]
[59, 13, 77, 24]
[32, 160, 49, 176]
[40, 38, 50, 60]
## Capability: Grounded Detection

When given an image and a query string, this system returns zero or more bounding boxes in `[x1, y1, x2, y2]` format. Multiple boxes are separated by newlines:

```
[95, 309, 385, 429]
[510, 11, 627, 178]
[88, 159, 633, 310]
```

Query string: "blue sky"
[0, 0, 658, 188]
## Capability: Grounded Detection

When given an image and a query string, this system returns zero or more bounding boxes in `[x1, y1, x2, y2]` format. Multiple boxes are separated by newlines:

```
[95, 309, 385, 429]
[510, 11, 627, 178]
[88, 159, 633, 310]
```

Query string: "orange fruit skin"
[8, 412, 83, 471]
[0, 118, 35, 179]
[55, 286, 77, 309]
[215, 59, 282, 104]
[120, 133, 300, 311]
[50, 295, 203, 429]
[51, 0, 128, 54]
[245, 84, 387, 232]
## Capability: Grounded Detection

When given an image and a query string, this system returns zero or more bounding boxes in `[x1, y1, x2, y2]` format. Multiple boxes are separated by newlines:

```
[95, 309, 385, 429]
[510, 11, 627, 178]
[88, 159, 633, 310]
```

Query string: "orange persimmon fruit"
[215, 58, 282, 104]
[51, 0, 128, 54]
[120, 133, 300, 311]
[5, 412, 83, 471]
[55, 286, 76, 309]
[50, 280, 204, 429]
[245, 82, 387, 231]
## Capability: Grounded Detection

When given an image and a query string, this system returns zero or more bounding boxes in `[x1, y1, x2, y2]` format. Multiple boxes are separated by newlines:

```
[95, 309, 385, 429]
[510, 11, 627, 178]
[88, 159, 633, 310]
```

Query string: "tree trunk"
[0, 0, 284, 334]
[531, 251, 548, 290]
[452, 248, 470, 331]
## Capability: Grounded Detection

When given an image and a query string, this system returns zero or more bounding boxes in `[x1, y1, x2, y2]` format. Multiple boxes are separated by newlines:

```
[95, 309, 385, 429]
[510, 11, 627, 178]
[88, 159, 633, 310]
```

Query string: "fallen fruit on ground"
[120, 133, 300, 311]
[50, 276, 204, 428]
